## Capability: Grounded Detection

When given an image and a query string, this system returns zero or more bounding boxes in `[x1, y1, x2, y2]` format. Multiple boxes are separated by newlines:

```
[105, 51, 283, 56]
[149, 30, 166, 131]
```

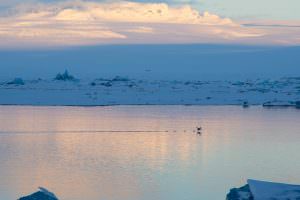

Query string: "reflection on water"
[0, 106, 299, 200]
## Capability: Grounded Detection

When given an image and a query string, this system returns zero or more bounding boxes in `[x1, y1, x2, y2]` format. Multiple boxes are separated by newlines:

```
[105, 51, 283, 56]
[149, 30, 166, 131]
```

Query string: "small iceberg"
[54, 70, 76, 81]
[262, 100, 295, 107]
[227, 179, 300, 200]
[112, 76, 130, 82]
[18, 187, 58, 200]
[226, 183, 253, 200]
[6, 78, 25, 85]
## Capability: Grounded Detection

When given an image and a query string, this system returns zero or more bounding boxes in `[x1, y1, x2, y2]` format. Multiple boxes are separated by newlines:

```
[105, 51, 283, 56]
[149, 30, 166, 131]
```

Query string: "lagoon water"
[0, 106, 299, 200]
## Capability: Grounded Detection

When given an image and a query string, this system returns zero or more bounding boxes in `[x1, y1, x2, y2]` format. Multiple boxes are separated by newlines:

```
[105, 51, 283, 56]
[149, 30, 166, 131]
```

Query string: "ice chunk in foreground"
[18, 187, 58, 200]
[227, 179, 300, 200]
[248, 179, 300, 200]
[226, 184, 253, 200]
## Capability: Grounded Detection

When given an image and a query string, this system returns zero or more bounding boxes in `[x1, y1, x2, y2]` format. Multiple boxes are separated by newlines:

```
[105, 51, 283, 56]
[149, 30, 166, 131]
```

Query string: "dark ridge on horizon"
[0, 43, 296, 52]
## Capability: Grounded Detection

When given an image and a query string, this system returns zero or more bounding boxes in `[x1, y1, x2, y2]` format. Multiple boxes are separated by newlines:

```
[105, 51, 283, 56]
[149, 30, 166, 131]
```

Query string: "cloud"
[50, 1, 234, 25]
[12, 1, 235, 25]
[126, 26, 155, 34]
[2, 0, 298, 47]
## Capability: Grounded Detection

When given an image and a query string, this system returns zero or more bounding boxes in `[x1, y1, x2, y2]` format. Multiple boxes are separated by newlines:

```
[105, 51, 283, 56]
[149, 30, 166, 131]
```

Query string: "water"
[0, 106, 299, 200]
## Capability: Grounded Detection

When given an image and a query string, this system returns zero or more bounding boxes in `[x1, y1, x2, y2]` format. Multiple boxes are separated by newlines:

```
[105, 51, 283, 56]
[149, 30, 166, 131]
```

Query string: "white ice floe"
[0, 76, 299, 106]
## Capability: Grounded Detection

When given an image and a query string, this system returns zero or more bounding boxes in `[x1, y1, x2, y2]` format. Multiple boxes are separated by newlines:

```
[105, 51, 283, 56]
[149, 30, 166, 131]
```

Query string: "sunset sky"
[0, 0, 299, 47]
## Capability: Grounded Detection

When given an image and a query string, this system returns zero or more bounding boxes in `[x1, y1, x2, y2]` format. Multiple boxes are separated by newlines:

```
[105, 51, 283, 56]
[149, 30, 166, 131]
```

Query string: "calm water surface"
[0, 106, 299, 200]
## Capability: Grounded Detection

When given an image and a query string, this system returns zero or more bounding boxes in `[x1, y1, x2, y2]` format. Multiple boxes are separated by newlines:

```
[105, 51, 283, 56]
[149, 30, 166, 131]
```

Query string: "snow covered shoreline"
[1, 74, 299, 106]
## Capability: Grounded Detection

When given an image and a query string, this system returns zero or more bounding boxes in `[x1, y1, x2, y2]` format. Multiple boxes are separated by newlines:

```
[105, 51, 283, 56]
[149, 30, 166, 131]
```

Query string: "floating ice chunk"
[54, 70, 76, 81]
[263, 100, 295, 107]
[7, 78, 25, 85]
[112, 76, 130, 82]
[18, 187, 59, 200]
[227, 179, 300, 200]
[38, 187, 58, 199]
[248, 179, 300, 200]
[226, 184, 253, 200]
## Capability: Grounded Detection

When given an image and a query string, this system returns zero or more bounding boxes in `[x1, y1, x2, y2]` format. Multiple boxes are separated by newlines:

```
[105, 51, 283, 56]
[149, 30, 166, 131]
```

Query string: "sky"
[1, 0, 300, 20]
[0, 0, 299, 47]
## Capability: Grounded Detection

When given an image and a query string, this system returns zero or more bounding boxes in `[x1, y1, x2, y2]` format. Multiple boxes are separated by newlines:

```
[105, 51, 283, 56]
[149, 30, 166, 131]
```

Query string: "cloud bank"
[0, 0, 299, 47]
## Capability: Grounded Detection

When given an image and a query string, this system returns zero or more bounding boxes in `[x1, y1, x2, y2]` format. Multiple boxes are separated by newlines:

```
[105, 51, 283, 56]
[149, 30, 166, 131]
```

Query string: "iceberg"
[248, 179, 300, 200]
[6, 78, 25, 85]
[227, 179, 300, 200]
[18, 187, 58, 200]
[226, 183, 253, 200]
[54, 70, 76, 81]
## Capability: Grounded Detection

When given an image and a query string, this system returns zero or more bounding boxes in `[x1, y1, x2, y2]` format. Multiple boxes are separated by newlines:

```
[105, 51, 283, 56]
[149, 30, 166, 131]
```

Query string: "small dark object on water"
[243, 101, 249, 108]
[101, 81, 113, 87]
[296, 101, 300, 109]
[19, 187, 58, 200]
[90, 82, 96, 86]
[196, 127, 202, 134]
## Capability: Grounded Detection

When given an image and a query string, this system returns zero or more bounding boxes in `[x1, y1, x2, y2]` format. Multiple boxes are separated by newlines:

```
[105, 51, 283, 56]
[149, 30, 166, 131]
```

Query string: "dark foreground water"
[0, 106, 299, 200]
